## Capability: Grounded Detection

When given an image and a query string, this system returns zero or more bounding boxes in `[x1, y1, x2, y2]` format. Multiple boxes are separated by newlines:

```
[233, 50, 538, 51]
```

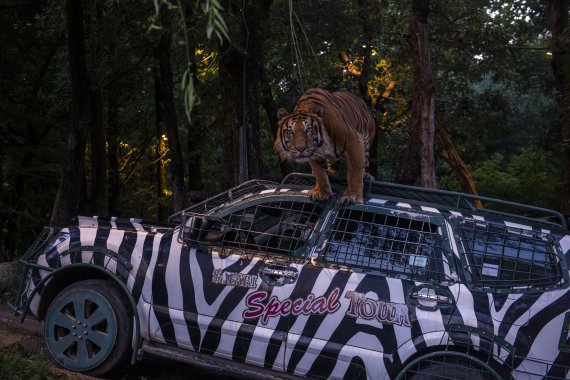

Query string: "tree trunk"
[437, 129, 482, 207]
[187, 112, 204, 192]
[395, 0, 437, 188]
[184, 5, 204, 192]
[219, 43, 242, 189]
[246, 0, 271, 181]
[157, 4, 186, 212]
[1, 41, 58, 258]
[107, 94, 120, 216]
[394, 126, 421, 185]
[548, 0, 570, 215]
[87, 0, 109, 216]
[219, 0, 272, 188]
[50, 0, 90, 227]
[260, 65, 292, 177]
[356, 0, 374, 103]
[90, 89, 108, 215]
[154, 60, 170, 222]
[357, 0, 377, 178]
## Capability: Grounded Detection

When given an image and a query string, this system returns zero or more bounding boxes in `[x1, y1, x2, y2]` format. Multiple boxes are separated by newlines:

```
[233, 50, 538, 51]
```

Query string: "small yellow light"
[546, 51, 553, 56]
[162, 134, 168, 141]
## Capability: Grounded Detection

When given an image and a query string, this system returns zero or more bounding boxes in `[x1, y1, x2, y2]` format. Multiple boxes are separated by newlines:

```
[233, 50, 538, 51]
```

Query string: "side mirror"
[179, 214, 209, 243]
[179, 214, 228, 244]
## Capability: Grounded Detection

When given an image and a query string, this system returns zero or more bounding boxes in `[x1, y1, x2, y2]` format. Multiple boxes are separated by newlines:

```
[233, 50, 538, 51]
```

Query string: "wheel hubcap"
[45, 290, 117, 371]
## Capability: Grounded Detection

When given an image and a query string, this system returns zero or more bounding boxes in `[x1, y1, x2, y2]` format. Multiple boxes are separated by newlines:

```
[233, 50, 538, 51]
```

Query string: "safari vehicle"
[10, 173, 570, 379]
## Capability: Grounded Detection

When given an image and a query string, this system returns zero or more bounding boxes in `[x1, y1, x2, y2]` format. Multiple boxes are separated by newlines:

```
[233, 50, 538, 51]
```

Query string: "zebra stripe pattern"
[23, 195, 570, 379]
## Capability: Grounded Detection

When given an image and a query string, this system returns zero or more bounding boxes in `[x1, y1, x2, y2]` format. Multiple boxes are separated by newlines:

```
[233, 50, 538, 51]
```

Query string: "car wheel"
[397, 351, 503, 380]
[44, 279, 133, 377]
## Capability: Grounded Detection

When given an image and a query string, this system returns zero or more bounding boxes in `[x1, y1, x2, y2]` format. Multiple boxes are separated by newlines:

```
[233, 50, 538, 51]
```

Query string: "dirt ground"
[0, 299, 44, 351]
[0, 300, 229, 380]
[0, 300, 94, 379]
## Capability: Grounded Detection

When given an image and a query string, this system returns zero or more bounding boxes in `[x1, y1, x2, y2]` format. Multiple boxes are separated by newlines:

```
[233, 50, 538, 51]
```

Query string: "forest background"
[1, 0, 569, 262]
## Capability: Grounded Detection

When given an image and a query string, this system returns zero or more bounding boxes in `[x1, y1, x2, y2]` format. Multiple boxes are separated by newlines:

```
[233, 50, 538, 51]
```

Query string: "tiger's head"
[275, 107, 327, 163]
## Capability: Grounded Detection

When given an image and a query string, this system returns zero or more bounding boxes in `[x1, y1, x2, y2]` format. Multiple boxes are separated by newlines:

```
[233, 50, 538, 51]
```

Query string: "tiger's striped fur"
[275, 88, 376, 205]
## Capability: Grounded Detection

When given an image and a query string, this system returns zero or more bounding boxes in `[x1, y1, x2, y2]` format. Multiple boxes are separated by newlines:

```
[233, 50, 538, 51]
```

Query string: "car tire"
[44, 279, 133, 377]
[398, 351, 503, 380]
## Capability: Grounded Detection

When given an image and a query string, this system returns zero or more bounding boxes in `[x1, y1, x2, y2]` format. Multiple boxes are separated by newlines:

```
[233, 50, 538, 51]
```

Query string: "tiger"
[275, 88, 376, 205]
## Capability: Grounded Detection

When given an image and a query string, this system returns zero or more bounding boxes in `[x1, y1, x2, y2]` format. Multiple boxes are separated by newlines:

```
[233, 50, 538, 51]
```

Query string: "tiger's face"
[275, 108, 325, 163]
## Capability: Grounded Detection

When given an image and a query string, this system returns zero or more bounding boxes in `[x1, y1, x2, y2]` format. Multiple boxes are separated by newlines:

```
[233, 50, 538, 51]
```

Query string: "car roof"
[169, 173, 567, 231]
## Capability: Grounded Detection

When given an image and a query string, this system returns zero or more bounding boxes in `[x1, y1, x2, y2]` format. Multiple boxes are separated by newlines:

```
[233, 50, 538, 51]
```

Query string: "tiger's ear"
[312, 106, 324, 117]
[277, 108, 289, 120]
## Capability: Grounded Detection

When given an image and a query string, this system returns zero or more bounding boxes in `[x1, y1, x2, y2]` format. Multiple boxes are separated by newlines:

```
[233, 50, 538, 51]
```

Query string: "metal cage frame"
[280, 173, 567, 229]
[169, 179, 279, 224]
[179, 199, 324, 258]
[316, 207, 455, 282]
[456, 219, 568, 293]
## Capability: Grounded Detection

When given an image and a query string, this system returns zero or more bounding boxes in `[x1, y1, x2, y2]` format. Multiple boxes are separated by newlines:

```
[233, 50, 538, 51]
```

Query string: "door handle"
[260, 264, 298, 286]
[260, 267, 298, 279]
[409, 286, 453, 311]
[411, 291, 450, 304]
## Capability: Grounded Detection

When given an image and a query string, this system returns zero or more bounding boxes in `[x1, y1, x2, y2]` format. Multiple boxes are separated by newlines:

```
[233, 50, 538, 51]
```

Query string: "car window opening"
[319, 208, 449, 282]
[457, 220, 563, 292]
[182, 201, 322, 256]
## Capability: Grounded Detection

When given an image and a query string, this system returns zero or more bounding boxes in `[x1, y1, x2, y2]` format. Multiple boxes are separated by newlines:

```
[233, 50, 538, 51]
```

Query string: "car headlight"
[45, 232, 70, 257]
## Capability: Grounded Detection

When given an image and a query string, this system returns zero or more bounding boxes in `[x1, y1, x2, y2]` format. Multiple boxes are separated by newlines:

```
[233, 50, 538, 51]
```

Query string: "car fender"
[394, 328, 514, 378]
[24, 249, 142, 365]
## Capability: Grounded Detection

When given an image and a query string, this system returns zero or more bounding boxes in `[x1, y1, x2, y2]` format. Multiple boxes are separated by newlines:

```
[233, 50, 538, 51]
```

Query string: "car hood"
[68, 215, 175, 233]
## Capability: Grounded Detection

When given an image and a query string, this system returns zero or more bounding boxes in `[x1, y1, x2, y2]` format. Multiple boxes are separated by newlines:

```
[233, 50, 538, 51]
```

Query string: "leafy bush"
[474, 148, 561, 210]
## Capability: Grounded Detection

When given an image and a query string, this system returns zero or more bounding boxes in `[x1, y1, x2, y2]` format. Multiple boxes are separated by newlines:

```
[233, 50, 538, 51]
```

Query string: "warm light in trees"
[195, 47, 218, 80]
[337, 50, 406, 130]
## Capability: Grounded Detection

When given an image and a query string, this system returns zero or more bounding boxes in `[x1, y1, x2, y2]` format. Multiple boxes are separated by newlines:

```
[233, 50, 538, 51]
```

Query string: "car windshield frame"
[178, 193, 328, 260]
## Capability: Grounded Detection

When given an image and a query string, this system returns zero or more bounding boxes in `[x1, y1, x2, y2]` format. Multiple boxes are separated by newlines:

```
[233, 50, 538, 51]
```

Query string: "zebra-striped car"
[11, 174, 570, 379]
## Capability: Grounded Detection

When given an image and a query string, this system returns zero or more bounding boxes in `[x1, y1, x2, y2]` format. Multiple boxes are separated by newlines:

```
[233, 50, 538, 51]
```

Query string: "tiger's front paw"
[339, 191, 363, 206]
[308, 187, 332, 201]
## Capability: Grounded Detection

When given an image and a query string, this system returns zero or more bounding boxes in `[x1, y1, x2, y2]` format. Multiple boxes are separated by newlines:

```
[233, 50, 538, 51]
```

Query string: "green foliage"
[0, 0, 564, 261]
[440, 148, 562, 210]
[0, 348, 56, 380]
[201, 0, 230, 44]
[181, 68, 201, 122]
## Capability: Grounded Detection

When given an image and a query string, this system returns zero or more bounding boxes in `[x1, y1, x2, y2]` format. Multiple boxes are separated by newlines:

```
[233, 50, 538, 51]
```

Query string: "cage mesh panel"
[400, 353, 499, 379]
[182, 201, 322, 256]
[318, 209, 448, 281]
[457, 220, 562, 291]
[180, 179, 278, 217]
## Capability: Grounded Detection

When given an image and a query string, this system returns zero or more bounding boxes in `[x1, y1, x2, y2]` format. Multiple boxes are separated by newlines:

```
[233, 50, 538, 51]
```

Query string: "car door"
[149, 193, 326, 372]
[284, 202, 461, 379]
[453, 217, 570, 377]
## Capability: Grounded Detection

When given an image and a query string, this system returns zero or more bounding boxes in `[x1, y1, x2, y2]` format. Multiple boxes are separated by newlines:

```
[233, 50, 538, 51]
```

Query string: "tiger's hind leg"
[339, 151, 366, 206]
[363, 134, 374, 182]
